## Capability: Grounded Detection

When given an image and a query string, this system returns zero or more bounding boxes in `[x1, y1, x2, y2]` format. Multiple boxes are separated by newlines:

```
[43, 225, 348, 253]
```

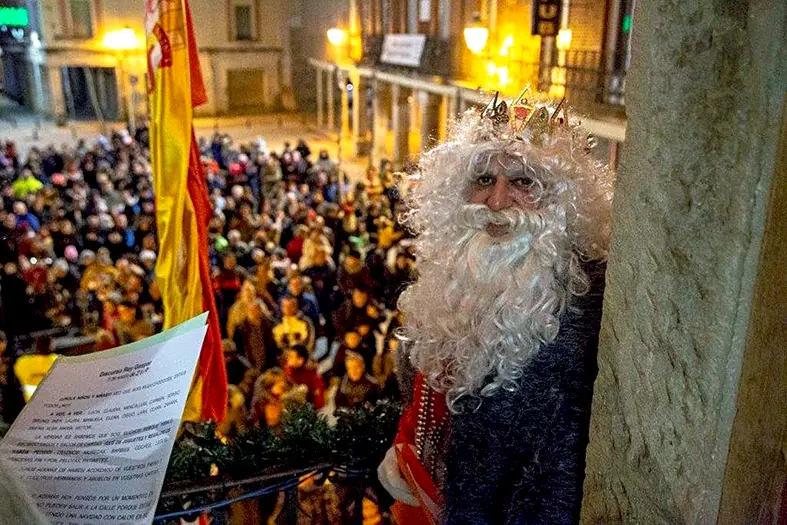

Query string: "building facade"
[2, 0, 295, 120]
[1, 0, 46, 112]
[310, 0, 632, 168]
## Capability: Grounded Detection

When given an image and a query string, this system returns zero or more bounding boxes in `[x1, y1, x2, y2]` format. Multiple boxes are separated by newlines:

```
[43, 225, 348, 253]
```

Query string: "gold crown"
[481, 87, 569, 138]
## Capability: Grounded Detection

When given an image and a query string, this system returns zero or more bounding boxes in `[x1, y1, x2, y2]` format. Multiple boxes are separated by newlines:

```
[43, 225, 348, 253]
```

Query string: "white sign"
[381, 34, 427, 68]
[0, 314, 208, 525]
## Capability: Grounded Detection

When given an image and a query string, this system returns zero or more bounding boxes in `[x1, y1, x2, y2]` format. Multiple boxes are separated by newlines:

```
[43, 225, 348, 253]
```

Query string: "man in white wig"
[378, 90, 614, 524]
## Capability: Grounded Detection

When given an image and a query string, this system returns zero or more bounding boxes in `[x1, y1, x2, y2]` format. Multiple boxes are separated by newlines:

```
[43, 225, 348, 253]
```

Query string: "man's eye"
[511, 177, 534, 188]
[475, 176, 494, 186]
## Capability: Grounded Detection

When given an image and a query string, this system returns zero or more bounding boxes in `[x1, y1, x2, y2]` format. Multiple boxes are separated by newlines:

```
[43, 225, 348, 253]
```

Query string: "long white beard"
[398, 204, 587, 410]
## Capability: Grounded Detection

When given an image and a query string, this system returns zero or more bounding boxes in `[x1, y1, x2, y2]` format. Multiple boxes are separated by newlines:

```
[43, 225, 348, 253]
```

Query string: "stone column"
[340, 71, 351, 139]
[581, 0, 787, 524]
[27, 61, 44, 114]
[419, 90, 441, 151]
[391, 83, 410, 165]
[316, 68, 324, 127]
[372, 79, 390, 168]
[47, 66, 66, 119]
[439, 93, 458, 141]
[327, 68, 336, 132]
[351, 71, 371, 156]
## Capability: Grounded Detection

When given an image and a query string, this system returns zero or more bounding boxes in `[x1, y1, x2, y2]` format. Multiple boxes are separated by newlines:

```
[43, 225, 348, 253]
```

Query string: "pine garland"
[163, 400, 401, 485]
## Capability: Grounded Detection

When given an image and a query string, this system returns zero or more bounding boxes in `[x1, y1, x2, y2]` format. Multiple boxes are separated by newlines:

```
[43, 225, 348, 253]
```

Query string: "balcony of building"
[357, 32, 627, 118]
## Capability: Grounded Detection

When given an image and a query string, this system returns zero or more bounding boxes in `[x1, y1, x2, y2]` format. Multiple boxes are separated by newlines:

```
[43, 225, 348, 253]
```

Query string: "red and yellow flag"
[146, 0, 226, 422]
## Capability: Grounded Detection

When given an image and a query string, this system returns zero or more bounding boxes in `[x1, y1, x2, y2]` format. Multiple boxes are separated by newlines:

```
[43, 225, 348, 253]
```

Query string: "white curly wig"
[397, 103, 614, 411]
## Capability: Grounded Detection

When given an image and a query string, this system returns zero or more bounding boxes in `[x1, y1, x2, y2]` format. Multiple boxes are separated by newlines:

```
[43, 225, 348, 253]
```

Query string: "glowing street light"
[327, 27, 347, 47]
[103, 27, 139, 134]
[103, 26, 138, 51]
[556, 28, 573, 51]
[463, 25, 489, 54]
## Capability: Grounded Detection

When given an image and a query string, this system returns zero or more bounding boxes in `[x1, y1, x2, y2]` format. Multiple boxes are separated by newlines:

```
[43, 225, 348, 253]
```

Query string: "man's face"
[281, 298, 298, 317]
[344, 256, 360, 272]
[344, 332, 361, 349]
[346, 359, 365, 382]
[468, 156, 539, 237]
[286, 350, 305, 369]
[288, 278, 303, 296]
[351, 289, 368, 308]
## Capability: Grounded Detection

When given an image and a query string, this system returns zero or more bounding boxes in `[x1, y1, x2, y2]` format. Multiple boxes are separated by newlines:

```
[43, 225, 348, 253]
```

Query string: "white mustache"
[457, 204, 542, 235]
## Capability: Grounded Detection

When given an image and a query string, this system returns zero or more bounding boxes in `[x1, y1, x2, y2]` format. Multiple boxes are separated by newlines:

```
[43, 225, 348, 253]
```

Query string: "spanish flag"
[146, 0, 226, 422]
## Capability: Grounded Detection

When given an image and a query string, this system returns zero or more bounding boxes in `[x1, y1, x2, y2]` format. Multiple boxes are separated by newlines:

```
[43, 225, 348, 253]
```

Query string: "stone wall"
[581, 0, 787, 522]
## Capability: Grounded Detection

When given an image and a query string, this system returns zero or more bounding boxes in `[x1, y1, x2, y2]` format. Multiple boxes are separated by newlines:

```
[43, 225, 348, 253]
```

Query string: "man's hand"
[377, 446, 418, 506]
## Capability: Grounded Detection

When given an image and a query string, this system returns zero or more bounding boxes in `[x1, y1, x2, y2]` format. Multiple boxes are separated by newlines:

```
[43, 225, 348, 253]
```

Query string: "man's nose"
[487, 177, 512, 211]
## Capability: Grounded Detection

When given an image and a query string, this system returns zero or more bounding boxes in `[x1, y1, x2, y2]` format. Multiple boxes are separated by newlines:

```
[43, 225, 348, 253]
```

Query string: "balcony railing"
[154, 463, 376, 525]
[360, 34, 627, 110]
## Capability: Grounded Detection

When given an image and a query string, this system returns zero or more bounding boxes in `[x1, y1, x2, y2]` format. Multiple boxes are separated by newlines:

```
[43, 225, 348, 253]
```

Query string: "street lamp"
[556, 28, 573, 51]
[326, 27, 347, 47]
[103, 27, 137, 50]
[103, 27, 139, 134]
[463, 12, 489, 55]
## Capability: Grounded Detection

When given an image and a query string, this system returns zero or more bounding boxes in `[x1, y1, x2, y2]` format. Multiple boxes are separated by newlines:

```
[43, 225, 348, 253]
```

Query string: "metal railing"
[154, 463, 378, 525]
[360, 34, 627, 110]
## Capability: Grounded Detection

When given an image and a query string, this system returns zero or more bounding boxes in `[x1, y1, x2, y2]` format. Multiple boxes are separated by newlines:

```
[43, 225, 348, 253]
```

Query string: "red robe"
[392, 373, 449, 525]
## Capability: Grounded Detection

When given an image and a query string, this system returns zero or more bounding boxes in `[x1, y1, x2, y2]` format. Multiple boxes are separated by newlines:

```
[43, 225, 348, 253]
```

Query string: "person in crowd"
[331, 330, 369, 384]
[12, 169, 44, 200]
[373, 336, 401, 402]
[223, 339, 252, 387]
[252, 257, 280, 315]
[226, 280, 262, 341]
[364, 167, 384, 201]
[285, 225, 308, 264]
[272, 296, 315, 353]
[251, 367, 306, 429]
[283, 344, 325, 409]
[336, 249, 373, 299]
[213, 253, 246, 333]
[113, 300, 154, 345]
[216, 384, 248, 442]
[14, 335, 59, 402]
[383, 251, 417, 310]
[333, 285, 378, 339]
[234, 300, 278, 372]
[335, 350, 380, 409]
[302, 246, 337, 340]
[299, 226, 333, 271]
[285, 274, 321, 332]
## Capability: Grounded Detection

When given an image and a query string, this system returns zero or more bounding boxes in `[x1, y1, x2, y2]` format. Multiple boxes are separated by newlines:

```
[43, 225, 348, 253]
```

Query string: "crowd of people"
[0, 130, 417, 438]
